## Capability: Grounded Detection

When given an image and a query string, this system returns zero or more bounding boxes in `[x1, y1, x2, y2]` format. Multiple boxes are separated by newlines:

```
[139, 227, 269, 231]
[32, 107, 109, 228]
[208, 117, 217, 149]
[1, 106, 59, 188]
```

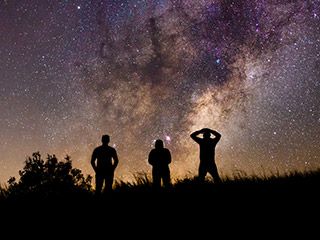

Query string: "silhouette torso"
[196, 138, 219, 163]
[148, 148, 171, 171]
[92, 145, 116, 174]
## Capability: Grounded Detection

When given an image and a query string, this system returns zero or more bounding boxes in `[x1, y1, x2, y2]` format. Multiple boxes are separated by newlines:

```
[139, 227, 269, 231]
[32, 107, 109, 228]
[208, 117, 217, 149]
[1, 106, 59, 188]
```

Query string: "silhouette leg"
[95, 175, 104, 195]
[208, 163, 221, 183]
[198, 163, 207, 182]
[152, 169, 161, 189]
[104, 173, 114, 193]
[162, 170, 171, 188]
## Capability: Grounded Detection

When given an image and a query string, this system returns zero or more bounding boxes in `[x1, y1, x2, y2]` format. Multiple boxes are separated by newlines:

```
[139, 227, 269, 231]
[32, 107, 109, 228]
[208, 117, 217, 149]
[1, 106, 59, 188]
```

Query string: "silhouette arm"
[190, 129, 205, 143]
[167, 149, 172, 164]
[208, 129, 221, 142]
[112, 150, 119, 170]
[91, 150, 97, 172]
[148, 150, 155, 166]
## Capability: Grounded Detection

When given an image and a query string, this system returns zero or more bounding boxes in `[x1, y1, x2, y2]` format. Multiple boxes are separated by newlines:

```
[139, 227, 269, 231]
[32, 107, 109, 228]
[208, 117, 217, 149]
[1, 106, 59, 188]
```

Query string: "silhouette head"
[203, 130, 211, 139]
[101, 135, 110, 145]
[155, 139, 164, 149]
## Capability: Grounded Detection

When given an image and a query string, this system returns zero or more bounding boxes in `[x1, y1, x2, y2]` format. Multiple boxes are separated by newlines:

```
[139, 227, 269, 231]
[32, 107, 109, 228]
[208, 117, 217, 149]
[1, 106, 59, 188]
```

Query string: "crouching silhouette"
[148, 139, 172, 189]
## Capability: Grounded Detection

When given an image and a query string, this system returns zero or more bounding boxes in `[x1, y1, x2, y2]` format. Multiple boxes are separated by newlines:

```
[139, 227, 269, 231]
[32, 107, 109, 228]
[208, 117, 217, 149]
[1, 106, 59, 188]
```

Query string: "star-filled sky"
[1, 0, 320, 183]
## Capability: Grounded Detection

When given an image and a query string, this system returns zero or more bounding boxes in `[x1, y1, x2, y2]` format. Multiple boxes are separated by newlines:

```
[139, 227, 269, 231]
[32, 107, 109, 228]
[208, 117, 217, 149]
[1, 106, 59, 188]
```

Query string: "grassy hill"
[0, 151, 319, 222]
[1, 168, 319, 233]
[1, 168, 319, 203]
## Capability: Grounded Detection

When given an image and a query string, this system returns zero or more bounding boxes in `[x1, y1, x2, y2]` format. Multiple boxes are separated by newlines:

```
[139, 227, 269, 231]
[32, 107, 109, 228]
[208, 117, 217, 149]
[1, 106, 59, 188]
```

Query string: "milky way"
[0, 0, 319, 182]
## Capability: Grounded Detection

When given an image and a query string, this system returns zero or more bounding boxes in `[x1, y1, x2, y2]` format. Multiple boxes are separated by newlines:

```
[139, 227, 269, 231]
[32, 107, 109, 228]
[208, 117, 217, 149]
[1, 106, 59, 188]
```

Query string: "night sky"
[1, 0, 320, 183]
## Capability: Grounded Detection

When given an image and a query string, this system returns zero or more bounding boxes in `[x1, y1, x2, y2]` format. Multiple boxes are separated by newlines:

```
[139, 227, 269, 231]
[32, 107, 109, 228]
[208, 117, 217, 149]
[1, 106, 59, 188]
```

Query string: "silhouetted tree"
[7, 152, 92, 199]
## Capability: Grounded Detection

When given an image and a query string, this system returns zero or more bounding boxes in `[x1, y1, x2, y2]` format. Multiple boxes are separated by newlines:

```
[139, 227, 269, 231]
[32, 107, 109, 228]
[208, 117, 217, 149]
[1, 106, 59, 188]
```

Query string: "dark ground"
[0, 171, 319, 237]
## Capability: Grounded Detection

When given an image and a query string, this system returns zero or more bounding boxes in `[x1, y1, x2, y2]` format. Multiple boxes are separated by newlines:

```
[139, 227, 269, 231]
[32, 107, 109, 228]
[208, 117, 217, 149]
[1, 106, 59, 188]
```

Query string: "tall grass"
[113, 172, 153, 192]
[110, 168, 320, 194]
[1, 168, 319, 199]
[0, 184, 7, 200]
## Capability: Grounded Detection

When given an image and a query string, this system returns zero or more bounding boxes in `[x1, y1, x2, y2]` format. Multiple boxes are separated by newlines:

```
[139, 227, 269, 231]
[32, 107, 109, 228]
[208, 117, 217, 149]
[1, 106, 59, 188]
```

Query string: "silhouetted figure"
[148, 139, 172, 189]
[91, 135, 119, 195]
[190, 128, 222, 183]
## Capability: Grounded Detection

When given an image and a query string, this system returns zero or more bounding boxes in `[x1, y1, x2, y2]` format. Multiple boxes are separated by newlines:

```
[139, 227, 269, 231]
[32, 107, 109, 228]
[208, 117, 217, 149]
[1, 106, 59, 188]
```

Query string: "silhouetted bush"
[6, 152, 92, 200]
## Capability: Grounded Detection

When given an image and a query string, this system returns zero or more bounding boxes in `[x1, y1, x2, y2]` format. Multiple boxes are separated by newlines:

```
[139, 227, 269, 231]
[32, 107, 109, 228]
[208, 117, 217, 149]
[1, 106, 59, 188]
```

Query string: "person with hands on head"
[190, 128, 222, 183]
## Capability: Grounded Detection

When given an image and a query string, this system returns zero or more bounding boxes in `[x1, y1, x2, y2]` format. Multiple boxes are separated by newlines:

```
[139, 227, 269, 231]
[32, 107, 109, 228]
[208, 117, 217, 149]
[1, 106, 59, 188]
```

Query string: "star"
[0, 0, 319, 183]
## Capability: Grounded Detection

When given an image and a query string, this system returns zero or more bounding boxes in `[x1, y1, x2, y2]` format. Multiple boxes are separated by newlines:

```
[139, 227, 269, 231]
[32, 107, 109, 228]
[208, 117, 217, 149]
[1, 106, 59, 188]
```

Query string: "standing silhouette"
[91, 135, 119, 194]
[148, 139, 172, 189]
[190, 128, 222, 183]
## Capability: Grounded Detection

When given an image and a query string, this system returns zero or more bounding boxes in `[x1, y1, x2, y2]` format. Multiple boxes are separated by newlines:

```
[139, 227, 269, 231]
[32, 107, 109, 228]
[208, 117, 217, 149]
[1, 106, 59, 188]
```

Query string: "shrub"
[7, 152, 92, 199]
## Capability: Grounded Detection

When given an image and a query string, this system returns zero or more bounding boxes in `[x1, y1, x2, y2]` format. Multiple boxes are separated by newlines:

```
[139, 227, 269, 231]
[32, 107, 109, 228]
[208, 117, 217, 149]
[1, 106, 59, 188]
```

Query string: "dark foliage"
[6, 152, 92, 200]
